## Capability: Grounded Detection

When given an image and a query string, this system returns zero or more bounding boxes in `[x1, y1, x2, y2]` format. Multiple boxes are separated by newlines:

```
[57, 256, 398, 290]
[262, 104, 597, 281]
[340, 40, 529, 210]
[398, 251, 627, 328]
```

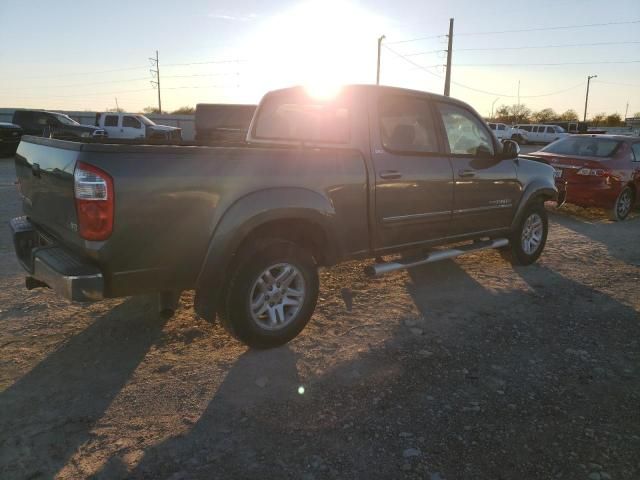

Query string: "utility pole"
[443, 18, 454, 96]
[150, 50, 162, 113]
[376, 35, 385, 85]
[624, 101, 629, 121]
[115, 97, 119, 112]
[583, 74, 597, 122]
[491, 97, 500, 120]
[516, 80, 520, 124]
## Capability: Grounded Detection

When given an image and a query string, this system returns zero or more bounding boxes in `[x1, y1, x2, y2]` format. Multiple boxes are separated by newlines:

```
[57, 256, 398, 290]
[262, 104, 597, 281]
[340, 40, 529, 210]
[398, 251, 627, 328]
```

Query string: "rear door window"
[378, 95, 439, 154]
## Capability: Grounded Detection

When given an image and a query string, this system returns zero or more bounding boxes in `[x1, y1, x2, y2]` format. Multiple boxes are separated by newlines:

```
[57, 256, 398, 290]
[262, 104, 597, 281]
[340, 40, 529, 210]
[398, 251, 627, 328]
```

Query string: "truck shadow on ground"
[94, 259, 639, 479]
[0, 296, 165, 480]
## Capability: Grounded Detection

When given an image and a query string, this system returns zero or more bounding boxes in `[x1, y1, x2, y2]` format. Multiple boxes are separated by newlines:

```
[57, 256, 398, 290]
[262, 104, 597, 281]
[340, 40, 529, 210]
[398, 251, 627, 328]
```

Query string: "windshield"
[53, 113, 79, 126]
[137, 115, 156, 126]
[554, 126, 566, 133]
[541, 137, 621, 157]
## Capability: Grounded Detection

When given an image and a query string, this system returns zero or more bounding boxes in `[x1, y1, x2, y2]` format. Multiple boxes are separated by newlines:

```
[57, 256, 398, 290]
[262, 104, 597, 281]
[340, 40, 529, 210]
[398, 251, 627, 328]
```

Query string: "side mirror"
[500, 139, 520, 159]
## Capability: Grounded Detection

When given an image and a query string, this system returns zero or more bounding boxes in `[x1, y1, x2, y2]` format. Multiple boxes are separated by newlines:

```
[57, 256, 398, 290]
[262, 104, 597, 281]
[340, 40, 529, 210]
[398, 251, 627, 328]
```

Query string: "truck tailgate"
[15, 137, 83, 248]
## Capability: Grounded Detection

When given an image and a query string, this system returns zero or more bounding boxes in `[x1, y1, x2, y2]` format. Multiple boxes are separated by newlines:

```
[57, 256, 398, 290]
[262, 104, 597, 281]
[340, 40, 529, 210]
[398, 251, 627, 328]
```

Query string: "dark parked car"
[11, 85, 557, 348]
[12, 110, 106, 140]
[0, 122, 23, 156]
[524, 135, 640, 220]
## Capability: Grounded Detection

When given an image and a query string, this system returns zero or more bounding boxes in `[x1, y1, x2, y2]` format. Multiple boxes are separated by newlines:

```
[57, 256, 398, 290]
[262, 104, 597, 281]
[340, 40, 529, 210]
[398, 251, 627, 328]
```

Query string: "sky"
[0, 0, 639, 118]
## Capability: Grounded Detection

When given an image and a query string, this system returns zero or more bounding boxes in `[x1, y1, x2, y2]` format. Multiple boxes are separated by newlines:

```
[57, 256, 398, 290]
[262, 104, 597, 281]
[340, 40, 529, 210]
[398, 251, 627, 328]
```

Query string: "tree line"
[491, 104, 639, 127]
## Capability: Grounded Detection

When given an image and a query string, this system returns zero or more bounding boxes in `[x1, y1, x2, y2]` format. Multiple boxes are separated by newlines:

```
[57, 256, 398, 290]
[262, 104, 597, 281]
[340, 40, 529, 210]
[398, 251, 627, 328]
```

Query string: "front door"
[436, 102, 521, 236]
[122, 115, 145, 139]
[372, 92, 454, 250]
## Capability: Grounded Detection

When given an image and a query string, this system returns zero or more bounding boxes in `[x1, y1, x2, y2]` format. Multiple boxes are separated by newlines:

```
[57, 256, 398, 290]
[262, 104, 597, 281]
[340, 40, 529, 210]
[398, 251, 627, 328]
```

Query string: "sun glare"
[247, 1, 385, 93]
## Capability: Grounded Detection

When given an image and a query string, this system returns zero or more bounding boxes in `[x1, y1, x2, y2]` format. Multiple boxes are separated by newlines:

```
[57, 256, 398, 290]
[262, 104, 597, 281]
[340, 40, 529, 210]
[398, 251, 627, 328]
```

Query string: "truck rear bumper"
[10, 216, 104, 302]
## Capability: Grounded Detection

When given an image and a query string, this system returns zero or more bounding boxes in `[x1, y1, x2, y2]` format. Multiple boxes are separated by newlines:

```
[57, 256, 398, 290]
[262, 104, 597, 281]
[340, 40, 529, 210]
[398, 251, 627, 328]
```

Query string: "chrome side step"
[365, 238, 509, 277]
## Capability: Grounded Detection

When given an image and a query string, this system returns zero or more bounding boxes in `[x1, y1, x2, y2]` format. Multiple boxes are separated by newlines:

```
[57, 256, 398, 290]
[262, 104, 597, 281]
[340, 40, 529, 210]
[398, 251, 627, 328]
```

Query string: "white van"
[487, 122, 529, 144]
[514, 124, 568, 144]
[95, 113, 182, 141]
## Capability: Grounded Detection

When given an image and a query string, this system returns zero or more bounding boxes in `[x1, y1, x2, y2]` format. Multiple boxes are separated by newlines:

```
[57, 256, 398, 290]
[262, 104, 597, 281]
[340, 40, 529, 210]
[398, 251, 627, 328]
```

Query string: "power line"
[453, 60, 640, 67]
[0, 88, 154, 99]
[383, 45, 444, 79]
[386, 34, 445, 45]
[13, 66, 149, 80]
[4, 77, 150, 92]
[594, 80, 640, 88]
[163, 59, 248, 67]
[456, 19, 640, 36]
[385, 45, 588, 98]
[163, 72, 238, 79]
[455, 40, 640, 51]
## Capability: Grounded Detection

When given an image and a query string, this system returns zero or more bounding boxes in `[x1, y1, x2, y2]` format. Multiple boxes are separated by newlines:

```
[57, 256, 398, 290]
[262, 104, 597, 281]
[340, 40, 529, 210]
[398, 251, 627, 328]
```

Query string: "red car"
[526, 135, 640, 220]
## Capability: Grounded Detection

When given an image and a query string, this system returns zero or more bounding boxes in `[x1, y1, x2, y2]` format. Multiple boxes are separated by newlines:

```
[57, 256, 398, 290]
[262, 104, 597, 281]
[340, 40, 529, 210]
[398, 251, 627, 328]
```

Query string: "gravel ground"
[0, 155, 638, 480]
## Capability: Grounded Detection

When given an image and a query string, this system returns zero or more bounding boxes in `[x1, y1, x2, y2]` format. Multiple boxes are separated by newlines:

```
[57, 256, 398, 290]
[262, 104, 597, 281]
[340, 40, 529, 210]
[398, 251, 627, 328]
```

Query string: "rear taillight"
[577, 168, 608, 177]
[74, 162, 114, 241]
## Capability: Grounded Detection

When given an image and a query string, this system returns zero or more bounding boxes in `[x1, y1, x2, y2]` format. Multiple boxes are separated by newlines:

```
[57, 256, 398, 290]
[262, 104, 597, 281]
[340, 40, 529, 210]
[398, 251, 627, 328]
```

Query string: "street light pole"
[491, 97, 500, 120]
[376, 35, 385, 85]
[583, 74, 597, 122]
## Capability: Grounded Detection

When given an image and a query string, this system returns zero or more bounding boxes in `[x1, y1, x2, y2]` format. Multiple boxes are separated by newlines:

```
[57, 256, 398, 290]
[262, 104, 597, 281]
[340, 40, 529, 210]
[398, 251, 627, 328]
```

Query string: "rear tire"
[219, 239, 319, 349]
[504, 202, 548, 266]
[609, 186, 634, 221]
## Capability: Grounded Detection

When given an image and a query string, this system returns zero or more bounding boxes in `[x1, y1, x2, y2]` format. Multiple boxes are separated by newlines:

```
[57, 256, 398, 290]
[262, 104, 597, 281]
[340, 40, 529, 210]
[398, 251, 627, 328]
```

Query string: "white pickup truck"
[95, 113, 182, 141]
[488, 122, 529, 144]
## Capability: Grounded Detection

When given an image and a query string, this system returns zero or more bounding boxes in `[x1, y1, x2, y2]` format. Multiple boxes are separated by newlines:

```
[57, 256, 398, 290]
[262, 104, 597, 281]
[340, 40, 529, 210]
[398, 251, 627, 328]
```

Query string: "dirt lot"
[0, 155, 639, 480]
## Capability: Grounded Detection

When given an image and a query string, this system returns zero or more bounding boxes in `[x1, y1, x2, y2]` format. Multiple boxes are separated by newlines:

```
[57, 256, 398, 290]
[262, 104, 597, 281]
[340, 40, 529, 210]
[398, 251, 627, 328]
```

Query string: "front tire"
[504, 202, 548, 265]
[609, 186, 634, 221]
[220, 239, 319, 349]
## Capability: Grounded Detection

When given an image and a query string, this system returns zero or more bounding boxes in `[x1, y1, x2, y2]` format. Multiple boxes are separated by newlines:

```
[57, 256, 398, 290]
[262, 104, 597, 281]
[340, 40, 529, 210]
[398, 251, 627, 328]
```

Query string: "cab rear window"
[253, 96, 350, 144]
[541, 137, 621, 157]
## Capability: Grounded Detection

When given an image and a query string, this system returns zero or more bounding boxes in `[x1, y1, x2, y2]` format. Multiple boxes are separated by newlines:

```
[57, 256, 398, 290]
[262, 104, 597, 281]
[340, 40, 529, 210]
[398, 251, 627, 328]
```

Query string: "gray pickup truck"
[10, 85, 557, 348]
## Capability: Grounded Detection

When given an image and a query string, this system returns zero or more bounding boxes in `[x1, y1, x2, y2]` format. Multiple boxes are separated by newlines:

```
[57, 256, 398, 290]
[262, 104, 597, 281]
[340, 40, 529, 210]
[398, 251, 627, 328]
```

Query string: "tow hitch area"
[365, 238, 509, 277]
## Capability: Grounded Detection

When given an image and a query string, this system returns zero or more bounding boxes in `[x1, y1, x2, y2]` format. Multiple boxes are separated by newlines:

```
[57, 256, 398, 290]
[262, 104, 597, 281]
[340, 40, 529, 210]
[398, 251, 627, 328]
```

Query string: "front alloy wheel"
[504, 202, 548, 265]
[521, 213, 544, 255]
[249, 263, 306, 331]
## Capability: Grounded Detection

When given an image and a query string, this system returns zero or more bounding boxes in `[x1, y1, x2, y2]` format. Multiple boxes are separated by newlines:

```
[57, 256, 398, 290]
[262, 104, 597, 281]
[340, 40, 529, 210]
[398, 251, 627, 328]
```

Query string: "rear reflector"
[74, 162, 114, 240]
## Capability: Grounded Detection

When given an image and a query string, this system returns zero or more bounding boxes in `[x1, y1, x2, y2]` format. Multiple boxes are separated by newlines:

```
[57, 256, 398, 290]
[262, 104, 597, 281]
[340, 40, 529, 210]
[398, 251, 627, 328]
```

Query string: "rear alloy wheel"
[609, 186, 634, 221]
[504, 202, 548, 265]
[220, 239, 319, 349]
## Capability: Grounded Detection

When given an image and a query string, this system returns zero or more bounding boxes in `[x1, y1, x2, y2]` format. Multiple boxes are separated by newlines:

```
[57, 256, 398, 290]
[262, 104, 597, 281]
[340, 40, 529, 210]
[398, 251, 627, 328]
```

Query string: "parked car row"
[0, 109, 183, 154]
[487, 122, 570, 145]
[524, 135, 640, 221]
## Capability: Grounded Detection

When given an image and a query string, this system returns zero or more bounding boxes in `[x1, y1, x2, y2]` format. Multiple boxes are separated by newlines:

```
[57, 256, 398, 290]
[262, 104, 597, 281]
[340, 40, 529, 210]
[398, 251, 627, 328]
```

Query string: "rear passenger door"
[371, 93, 454, 249]
[436, 102, 520, 235]
[101, 114, 121, 138]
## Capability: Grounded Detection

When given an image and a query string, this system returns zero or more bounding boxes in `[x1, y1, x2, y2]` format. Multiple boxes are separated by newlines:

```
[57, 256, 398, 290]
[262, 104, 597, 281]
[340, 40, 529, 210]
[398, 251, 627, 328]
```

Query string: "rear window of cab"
[253, 95, 350, 144]
[541, 137, 622, 157]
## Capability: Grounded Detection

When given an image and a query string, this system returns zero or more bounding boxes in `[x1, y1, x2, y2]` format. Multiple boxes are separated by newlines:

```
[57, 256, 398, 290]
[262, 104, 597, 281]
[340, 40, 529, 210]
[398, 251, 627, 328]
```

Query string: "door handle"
[379, 170, 402, 180]
[458, 169, 475, 178]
